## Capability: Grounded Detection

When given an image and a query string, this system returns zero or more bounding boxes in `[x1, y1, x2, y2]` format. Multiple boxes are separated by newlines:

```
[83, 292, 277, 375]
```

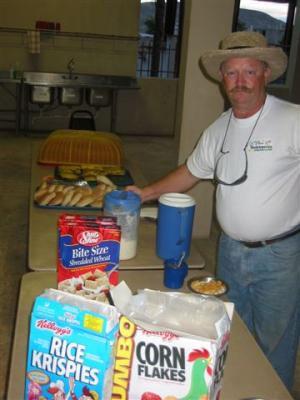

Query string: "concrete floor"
[0, 131, 299, 399]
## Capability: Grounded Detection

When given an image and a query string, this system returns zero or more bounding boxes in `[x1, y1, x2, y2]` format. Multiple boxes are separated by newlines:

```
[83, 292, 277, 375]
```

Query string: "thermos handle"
[177, 209, 188, 245]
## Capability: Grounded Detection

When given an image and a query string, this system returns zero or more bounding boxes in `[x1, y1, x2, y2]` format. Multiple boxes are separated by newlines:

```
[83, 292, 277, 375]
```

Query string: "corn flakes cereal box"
[25, 289, 120, 400]
[111, 316, 230, 400]
[111, 286, 233, 400]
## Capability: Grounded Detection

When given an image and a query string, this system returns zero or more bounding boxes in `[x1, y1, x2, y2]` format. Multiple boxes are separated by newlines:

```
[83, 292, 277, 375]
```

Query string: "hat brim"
[200, 47, 287, 83]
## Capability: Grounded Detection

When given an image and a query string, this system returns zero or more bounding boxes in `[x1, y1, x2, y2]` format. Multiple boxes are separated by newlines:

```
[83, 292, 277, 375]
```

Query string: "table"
[29, 142, 205, 271]
[7, 271, 292, 400]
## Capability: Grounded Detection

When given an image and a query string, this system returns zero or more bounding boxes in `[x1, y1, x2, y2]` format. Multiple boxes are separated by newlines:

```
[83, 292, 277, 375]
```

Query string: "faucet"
[67, 58, 75, 79]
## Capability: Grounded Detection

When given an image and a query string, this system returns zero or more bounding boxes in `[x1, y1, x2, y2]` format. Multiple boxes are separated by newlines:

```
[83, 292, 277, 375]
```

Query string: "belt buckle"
[242, 241, 263, 248]
[243, 239, 275, 248]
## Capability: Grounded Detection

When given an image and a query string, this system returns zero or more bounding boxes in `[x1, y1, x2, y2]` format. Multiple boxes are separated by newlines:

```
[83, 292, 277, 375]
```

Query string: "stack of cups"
[156, 193, 196, 289]
[163, 258, 188, 289]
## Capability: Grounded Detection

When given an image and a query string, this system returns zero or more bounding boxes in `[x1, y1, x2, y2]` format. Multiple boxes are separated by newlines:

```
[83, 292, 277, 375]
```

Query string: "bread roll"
[48, 184, 59, 193]
[68, 191, 83, 206]
[49, 192, 64, 206]
[80, 185, 93, 195]
[93, 183, 106, 195]
[40, 181, 49, 190]
[39, 192, 56, 206]
[96, 175, 115, 187]
[91, 199, 103, 208]
[62, 185, 75, 194]
[34, 188, 48, 202]
[61, 189, 75, 206]
[76, 195, 95, 207]
[55, 184, 65, 192]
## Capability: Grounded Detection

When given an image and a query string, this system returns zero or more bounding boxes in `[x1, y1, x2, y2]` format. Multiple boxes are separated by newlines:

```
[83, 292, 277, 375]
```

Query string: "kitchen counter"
[7, 271, 293, 400]
[22, 71, 139, 132]
[23, 71, 139, 89]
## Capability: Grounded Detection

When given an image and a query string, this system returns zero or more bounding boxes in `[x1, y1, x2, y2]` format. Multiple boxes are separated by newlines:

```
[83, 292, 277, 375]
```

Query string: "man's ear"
[218, 67, 224, 81]
[264, 65, 272, 81]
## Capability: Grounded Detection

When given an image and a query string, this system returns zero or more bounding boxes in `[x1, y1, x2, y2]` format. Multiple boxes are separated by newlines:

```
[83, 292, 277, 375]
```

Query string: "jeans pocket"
[268, 233, 300, 259]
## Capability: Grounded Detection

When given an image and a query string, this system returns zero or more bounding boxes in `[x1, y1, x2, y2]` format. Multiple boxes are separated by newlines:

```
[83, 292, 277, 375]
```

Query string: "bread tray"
[33, 179, 106, 210]
[34, 202, 103, 211]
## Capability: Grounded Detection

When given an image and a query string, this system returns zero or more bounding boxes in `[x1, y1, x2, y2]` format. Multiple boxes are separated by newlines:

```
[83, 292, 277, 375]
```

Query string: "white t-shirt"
[187, 95, 300, 241]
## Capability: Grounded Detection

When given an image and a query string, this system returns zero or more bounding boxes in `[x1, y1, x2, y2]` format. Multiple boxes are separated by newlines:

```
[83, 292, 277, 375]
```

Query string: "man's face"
[220, 57, 271, 111]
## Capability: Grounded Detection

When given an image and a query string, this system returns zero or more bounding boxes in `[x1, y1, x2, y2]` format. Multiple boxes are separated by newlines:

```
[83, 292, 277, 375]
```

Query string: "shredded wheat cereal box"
[57, 214, 121, 301]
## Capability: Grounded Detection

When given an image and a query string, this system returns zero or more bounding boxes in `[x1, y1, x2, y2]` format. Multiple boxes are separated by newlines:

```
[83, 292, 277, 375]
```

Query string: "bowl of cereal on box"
[188, 276, 228, 297]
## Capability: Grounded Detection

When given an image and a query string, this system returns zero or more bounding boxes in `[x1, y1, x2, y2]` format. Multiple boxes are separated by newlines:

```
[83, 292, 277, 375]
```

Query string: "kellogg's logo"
[77, 230, 102, 246]
[36, 319, 72, 336]
[142, 329, 178, 341]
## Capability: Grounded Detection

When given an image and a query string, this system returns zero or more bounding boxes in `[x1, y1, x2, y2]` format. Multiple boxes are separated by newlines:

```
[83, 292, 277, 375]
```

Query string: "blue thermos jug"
[156, 193, 196, 262]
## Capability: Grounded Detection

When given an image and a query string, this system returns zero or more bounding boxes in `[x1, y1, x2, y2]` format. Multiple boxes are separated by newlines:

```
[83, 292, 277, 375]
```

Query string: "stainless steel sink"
[23, 71, 139, 89]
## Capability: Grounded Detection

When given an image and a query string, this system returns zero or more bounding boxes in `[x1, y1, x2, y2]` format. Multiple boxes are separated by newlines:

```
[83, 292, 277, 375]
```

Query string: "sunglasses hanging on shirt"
[213, 104, 265, 186]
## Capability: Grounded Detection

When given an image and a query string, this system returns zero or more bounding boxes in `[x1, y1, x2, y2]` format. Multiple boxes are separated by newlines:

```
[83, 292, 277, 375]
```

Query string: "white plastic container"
[104, 190, 141, 260]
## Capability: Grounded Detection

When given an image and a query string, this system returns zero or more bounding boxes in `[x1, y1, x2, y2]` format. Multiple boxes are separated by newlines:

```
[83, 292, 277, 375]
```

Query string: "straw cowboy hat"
[200, 31, 288, 83]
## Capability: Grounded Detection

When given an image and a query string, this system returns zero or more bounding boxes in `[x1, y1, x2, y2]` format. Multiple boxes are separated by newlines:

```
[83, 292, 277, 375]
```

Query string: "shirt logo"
[249, 139, 272, 152]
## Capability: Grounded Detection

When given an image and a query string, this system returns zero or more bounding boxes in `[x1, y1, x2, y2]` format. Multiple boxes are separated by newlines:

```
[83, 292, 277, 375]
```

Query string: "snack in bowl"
[188, 276, 228, 296]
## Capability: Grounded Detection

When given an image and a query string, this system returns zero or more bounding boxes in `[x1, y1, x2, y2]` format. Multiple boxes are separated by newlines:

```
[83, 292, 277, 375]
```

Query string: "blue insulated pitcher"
[156, 193, 196, 262]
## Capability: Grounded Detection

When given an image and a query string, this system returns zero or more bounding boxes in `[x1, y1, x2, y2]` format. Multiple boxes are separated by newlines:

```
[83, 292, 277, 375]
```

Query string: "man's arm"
[126, 164, 200, 203]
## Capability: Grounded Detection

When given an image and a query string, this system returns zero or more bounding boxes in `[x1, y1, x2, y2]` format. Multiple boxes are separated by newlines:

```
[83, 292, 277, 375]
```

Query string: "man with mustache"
[127, 31, 300, 393]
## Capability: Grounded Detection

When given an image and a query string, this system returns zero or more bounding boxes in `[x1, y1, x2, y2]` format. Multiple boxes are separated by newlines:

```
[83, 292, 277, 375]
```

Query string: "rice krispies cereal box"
[57, 214, 121, 300]
[111, 286, 233, 400]
[25, 289, 120, 400]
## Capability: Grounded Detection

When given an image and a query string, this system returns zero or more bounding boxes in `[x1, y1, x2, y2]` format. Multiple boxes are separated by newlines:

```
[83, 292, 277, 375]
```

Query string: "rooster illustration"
[180, 348, 212, 400]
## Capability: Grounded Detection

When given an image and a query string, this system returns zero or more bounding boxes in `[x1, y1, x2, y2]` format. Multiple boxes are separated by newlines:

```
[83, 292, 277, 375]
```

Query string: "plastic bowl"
[187, 276, 228, 297]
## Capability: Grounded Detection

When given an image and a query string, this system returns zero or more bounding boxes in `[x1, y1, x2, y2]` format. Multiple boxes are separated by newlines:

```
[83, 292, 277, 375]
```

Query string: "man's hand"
[125, 164, 200, 204]
[125, 185, 151, 203]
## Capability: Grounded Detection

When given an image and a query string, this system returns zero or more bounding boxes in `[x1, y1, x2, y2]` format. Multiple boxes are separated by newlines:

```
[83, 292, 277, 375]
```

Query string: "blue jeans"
[217, 232, 300, 391]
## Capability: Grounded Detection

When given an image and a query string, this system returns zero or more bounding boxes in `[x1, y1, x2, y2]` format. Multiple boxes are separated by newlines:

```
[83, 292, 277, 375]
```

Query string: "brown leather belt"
[242, 227, 300, 248]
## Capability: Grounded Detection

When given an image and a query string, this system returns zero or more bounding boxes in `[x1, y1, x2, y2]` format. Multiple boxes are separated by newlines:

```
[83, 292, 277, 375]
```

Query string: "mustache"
[229, 86, 252, 93]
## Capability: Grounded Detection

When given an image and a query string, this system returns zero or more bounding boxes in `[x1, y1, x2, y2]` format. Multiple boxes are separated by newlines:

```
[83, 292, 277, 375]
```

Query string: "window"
[232, 0, 297, 83]
[137, 0, 184, 79]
